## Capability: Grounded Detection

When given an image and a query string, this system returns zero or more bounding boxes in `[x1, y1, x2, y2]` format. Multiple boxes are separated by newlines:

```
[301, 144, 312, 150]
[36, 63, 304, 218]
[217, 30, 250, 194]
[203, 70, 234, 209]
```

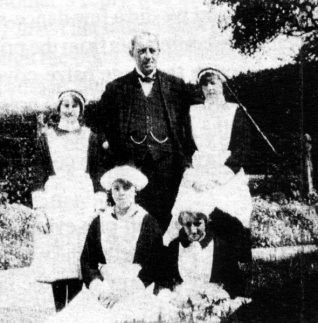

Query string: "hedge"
[0, 203, 35, 269]
[1, 197, 318, 270]
[251, 197, 318, 248]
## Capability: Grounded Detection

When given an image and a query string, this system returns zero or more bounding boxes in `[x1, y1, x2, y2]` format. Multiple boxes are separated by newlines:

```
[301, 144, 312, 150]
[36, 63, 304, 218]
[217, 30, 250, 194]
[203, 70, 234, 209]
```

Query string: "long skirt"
[46, 285, 165, 323]
[31, 173, 95, 282]
[164, 167, 252, 246]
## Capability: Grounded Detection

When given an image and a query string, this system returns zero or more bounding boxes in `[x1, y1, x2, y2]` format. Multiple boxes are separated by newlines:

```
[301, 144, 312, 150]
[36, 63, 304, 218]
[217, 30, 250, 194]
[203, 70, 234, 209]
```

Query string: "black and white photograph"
[1, 0, 318, 322]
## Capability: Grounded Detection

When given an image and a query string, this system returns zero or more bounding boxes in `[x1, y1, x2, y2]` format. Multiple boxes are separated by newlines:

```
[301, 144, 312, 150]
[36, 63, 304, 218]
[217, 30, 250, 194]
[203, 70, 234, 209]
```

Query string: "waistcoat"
[129, 78, 174, 160]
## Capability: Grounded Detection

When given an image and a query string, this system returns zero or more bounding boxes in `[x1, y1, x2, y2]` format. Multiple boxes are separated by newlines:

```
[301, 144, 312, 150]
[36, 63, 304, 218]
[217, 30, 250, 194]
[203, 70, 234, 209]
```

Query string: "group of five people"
[31, 31, 252, 318]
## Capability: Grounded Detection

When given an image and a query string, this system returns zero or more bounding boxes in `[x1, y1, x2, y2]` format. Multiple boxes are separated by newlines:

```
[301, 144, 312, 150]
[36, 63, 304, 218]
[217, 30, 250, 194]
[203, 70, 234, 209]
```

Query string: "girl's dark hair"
[107, 190, 115, 206]
[198, 71, 224, 87]
[57, 93, 84, 117]
[178, 211, 208, 225]
[48, 93, 85, 127]
[112, 178, 134, 190]
[107, 179, 135, 206]
[196, 68, 234, 103]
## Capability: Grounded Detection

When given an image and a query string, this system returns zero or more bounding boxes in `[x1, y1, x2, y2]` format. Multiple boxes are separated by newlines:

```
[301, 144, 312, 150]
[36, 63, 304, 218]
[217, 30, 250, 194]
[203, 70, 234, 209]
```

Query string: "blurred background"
[0, 0, 316, 205]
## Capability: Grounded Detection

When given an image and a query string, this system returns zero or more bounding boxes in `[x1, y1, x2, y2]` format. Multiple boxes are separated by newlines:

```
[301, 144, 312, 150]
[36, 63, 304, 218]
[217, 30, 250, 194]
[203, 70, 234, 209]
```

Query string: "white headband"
[58, 90, 86, 110]
[197, 68, 227, 84]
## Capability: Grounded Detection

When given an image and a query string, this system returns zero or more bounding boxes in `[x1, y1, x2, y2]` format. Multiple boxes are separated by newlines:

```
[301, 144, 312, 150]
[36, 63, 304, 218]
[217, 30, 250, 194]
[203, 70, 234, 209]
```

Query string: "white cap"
[172, 189, 215, 218]
[100, 165, 148, 191]
[163, 189, 215, 246]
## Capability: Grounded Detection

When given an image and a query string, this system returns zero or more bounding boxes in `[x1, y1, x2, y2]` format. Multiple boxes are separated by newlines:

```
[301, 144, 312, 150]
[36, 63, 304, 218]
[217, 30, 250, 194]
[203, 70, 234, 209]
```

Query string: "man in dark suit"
[98, 32, 196, 232]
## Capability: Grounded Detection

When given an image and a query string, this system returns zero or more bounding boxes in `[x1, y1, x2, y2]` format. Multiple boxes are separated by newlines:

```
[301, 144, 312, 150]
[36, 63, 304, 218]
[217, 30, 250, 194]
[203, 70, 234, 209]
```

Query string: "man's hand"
[34, 208, 50, 234]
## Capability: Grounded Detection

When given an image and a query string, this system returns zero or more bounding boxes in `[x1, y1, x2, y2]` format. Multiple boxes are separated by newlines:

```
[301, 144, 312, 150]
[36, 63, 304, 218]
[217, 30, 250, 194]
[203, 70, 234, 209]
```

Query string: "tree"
[208, 0, 318, 61]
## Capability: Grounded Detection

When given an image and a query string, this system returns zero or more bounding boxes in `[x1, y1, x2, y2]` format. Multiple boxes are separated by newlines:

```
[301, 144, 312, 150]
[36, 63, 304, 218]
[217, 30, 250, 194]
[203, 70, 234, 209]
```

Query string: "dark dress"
[164, 209, 250, 298]
[32, 126, 107, 193]
[225, 107, 253, 174]
[31, 126, 108, 311]
[80, 207, 163, 288]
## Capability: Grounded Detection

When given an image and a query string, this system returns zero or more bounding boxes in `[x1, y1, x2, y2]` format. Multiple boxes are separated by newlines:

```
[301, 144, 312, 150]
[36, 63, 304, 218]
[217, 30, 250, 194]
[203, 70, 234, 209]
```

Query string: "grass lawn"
[0, 307, 53, 323]
[230, 251, 318, 323]
[1, 251, 318, 322]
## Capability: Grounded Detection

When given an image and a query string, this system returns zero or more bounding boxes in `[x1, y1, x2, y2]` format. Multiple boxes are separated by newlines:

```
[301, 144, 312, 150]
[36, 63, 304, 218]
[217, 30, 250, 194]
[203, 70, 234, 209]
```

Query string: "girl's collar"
[204, 96, 226, 108]
[111, 203, 138, 220]
[179, 226, 214, 249]
[57, 119, 81, 132]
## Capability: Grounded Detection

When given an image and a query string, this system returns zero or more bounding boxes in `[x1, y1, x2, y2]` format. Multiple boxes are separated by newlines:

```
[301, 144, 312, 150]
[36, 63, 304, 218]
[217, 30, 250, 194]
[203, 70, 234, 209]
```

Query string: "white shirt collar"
[135, 66, 157, 79]
[58, 119, 81, 132]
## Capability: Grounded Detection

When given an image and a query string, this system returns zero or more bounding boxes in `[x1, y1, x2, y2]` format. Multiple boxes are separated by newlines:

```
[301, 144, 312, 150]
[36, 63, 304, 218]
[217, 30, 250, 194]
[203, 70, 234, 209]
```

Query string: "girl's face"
[181, 212, 207, 242]
[59, 95, 81, 123]
[201, 75, 223, 100]
[111, 179, 136, 211]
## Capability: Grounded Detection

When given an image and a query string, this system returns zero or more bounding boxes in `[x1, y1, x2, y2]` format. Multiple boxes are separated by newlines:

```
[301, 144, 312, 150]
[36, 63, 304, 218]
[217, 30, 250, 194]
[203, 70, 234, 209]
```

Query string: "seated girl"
[47, 165, 163, 322]
[164, 198, 249, 299]
[81, 165, 163, 299]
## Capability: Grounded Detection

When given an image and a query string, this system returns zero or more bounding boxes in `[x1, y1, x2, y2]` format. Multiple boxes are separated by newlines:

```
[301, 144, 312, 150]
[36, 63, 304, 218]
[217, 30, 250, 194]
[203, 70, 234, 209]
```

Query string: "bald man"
[97, 32, 196, 232]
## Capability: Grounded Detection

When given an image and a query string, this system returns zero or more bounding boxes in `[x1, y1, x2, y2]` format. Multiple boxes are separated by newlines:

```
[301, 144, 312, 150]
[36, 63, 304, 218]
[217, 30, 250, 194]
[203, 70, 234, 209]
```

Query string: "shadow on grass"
[229, 251, 318, 323]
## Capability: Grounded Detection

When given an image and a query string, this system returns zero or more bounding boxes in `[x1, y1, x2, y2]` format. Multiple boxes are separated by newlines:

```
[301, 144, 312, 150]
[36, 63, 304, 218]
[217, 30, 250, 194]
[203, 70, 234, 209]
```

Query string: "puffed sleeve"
[134, 214, 164, 287]
[87, 131, 113, 192]
[32, 133, 51, 191]
[182, 82, 197, 166]
[95, 83, 115, 137]
[31, 133, 54, 208]
[80, 216, 106, 287]
[210, 208, 252, 263]
[162, 238, 183, 290]
[226, 107, 252, 173]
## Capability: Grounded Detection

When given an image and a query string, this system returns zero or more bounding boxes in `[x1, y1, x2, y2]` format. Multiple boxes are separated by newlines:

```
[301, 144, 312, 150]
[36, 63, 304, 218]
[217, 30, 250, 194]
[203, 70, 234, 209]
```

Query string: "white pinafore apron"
[32, 127, 95, 282]
[164, 103, 252, 246]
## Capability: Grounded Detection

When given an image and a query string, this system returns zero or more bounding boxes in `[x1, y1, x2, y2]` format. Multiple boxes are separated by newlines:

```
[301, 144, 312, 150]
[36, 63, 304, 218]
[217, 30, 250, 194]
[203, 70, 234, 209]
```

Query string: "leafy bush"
[0, 112, 37, 161]
[2, 166, 36, 206]
[0, 105, 96, 205]
[0, 203, 35, 269]
[0, 111, 39, 205]
[1, 197, 318, 270]
[251, 197, 318, 248]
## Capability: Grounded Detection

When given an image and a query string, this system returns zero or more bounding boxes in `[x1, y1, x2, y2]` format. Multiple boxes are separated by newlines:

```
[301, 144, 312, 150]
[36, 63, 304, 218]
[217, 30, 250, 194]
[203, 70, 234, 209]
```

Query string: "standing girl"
[164, 68, 253, 262]
[31, 90, 105, 311]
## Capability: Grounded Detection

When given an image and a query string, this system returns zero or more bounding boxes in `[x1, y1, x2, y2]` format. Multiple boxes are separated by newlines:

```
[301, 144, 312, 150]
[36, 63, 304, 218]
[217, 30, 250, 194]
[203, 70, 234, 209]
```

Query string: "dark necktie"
[138, 75, 156, 83]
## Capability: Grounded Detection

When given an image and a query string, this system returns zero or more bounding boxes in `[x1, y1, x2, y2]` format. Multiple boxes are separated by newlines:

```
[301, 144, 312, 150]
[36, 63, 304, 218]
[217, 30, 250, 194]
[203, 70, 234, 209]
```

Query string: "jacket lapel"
[157, 70, 184, 155]
[123, 70, 141, 135]
[157, 71, 176, 129]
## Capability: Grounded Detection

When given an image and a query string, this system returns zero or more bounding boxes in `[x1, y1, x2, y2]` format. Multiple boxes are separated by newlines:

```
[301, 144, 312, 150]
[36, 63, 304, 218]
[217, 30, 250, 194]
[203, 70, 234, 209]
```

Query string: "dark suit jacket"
[97, 69, 196, 167]
[164, 219, 247, 298]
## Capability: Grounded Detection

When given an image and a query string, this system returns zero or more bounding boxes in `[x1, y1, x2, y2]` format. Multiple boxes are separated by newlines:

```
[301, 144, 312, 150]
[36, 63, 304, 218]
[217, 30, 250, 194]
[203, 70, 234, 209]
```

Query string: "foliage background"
[1, 198, 317, 270]
[209, 0, 318, 62]
[2, 62, 318, 203]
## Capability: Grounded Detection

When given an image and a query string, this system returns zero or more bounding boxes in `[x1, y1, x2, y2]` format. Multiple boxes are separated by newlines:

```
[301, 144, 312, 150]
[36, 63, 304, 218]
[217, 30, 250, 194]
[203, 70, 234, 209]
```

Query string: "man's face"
[130, 34, 160, 76]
